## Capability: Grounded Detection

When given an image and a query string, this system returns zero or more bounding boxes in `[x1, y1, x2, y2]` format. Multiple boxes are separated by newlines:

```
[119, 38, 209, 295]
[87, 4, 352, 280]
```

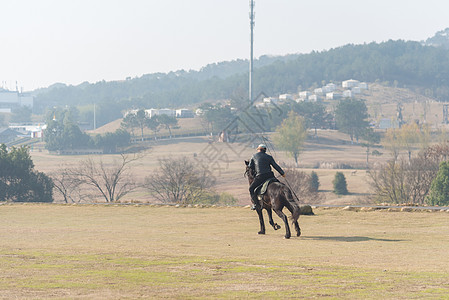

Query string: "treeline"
[34, 40, 449, 127]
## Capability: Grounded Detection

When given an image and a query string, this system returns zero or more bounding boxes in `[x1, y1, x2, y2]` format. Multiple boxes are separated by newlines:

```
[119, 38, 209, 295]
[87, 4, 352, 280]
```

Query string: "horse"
[244, 160, 301, 239]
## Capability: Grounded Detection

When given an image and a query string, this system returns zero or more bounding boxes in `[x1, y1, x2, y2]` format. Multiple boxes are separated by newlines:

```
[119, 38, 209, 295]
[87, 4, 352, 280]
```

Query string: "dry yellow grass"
[0, 204, 448, 299]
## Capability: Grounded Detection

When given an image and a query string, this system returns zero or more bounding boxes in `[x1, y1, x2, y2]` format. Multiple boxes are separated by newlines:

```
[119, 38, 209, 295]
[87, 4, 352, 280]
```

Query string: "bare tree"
[69, 154, 140, 202]
[51, 169, 84, 203]
[368, 151, 439, 204]
[281, 168, 322, 204]
[144, 156, 215, 204]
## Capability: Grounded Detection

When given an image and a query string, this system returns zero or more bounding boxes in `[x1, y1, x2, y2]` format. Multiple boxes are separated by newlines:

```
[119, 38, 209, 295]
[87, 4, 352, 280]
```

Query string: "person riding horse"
[248, 144, 285, 210]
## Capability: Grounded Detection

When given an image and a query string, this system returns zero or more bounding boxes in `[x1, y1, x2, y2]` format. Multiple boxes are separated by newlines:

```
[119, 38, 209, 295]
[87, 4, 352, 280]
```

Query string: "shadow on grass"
[302, 236, 406, 242]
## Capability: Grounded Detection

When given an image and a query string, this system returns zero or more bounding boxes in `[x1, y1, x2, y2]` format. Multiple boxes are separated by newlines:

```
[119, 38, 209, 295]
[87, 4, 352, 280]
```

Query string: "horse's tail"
[283, 185, 301, 223]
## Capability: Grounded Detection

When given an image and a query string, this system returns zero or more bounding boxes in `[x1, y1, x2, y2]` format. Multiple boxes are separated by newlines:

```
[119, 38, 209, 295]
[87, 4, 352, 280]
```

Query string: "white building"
[308, 94, 321, 102]
[145, 109, 159, 118]
[279, 94, 293, 101]
[123, 109, 138, 117]
[324, 83, 337, 92]
[8, 124, 46, 138]
[158, 109, 175, 117]
[263, 97, 279, 104]
[352, 87, 362, 94]
[342, 90, 353, 98]
[0, 89, 34, 113]
[175, 108, 194, 118]
[359, 82, 368, 90]
[314, 88, 324, 95]
[299, 91, 311, 100]
[342, 79, 360, 88]
[326, 92, 342, 100]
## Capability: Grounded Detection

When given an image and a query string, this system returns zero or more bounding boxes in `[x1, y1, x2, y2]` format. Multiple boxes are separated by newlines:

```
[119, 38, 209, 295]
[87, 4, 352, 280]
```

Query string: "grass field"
[1, 204, 449, 299]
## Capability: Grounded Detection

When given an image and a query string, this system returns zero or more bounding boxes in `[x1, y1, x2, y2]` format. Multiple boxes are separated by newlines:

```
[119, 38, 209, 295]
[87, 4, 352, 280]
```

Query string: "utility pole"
[93, 103, 96, 130]
[249, 0, 255, 104]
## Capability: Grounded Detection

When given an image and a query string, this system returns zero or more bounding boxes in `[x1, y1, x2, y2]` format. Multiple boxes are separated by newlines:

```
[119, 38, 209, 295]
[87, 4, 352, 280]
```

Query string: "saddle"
[255, 178, 279, 201]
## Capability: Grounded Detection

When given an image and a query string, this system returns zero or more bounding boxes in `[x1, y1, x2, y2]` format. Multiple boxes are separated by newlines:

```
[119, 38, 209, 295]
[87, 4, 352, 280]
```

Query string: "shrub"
[309, 171, 320, 193]
[0, 144, 53, 202]
[144, 156, 215, 204]
[427, 161, 449, 206]
[333, 172, 348, 195]
[283, 168, 322, 203]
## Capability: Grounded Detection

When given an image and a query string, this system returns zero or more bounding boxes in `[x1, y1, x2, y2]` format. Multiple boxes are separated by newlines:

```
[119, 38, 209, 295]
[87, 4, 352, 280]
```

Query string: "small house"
[326, 92, 342, 100]
[342, 79, 360, 88]
[175, 109, 194, 118]
[279, 94, 293, 101]
[342, 90, 353, 98]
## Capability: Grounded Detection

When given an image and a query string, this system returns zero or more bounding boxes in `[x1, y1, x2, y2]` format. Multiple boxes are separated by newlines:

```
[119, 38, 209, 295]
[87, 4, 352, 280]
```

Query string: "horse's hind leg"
[266, 209, 281, 230]
[256, 208, 266, 235]
[274, 209, 291, 239]
[294, 221, 301, 237]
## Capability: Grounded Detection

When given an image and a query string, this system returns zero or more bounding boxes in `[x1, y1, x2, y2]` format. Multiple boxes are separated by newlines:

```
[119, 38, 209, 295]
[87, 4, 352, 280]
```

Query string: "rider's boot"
[250, 195, 261, 210]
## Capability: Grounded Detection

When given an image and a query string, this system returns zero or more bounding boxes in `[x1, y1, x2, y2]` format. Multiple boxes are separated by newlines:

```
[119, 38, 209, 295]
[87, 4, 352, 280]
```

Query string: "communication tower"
[249, 0, 255, 103]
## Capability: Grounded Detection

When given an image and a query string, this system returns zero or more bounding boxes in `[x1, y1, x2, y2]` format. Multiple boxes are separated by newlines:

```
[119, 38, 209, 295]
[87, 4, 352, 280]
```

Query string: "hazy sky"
[1, 0, 449, 91]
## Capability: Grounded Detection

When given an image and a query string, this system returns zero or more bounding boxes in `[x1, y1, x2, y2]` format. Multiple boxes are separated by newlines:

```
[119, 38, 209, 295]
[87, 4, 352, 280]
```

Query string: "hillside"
[33, 35, 449, 128]
[91, 82, 443, 137]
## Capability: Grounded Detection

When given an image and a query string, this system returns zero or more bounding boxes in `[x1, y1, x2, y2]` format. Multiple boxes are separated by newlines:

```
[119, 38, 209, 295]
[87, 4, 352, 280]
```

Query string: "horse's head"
[244, 160, 255, 183]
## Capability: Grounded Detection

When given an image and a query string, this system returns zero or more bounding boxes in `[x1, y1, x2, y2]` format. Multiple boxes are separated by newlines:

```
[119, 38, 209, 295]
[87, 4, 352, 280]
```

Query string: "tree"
[156, 114, 178, 138]
[44, 108, 92, 151]
[309, 171, 320, 193]
[0, 144, 53, 202]
[144, 156, 215, 204]
[335, 98, 370, 143]
[368, 152, 439, 205]
[147, 116, 160, 140]
[273, 111, 307, 166]
[69, 154, 140, 202]
[398, 123, 421, 162]
[200, 104, 234, 136]
[427, 161, 449, 206]
[94, 129, 131, 154]
[382, 128, 401, 161]
[121, 112, 139, 140]
[333, 172, 348, 195]
[51, 169, 84, 203]
[293, 101, 330, 136]
[121, 109, 150, 142]
[360, 128, 381, 169]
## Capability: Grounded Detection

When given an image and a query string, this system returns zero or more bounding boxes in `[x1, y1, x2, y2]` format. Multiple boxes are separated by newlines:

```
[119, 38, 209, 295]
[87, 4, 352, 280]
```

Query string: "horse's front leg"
[266, 208, 281, 230]
[256, 208, 265, 235]
[274, 209, 291, 239]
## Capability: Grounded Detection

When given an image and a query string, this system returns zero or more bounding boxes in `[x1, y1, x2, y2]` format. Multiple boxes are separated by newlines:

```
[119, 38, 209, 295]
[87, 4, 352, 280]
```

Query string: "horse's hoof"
[275, 224, 281, 230]
[297, 230, 301, 237]
[284, 235, 290, 239]
[258, 231, 265, 235]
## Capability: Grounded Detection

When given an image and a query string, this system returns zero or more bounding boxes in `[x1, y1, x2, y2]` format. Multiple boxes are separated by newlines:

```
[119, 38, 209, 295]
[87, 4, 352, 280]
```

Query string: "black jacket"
[248, 151, 284, 177]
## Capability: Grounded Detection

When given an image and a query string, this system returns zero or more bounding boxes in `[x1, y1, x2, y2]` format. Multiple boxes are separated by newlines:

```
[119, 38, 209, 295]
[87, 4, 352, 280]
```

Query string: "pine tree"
[427, 161, 449, 206]
[309, 171, 320, 193]
[333, 172, 348, 195]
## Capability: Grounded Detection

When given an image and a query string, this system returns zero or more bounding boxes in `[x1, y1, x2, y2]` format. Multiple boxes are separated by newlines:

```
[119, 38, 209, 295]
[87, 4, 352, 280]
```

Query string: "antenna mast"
[249, 0, 255, 104]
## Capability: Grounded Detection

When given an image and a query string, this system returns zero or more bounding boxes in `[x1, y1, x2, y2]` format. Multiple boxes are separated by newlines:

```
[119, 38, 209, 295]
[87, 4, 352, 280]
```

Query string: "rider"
[248, 144, 285, 210]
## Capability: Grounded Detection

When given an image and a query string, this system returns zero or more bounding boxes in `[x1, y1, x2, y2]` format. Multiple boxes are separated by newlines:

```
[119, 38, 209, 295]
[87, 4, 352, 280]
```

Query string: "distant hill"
[424, 28, 449, 49]
[33, 30, 449, 127]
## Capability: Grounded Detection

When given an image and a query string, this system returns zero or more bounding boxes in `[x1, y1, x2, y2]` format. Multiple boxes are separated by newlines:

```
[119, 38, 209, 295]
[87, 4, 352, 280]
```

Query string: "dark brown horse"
[245, 160, 301, 239]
